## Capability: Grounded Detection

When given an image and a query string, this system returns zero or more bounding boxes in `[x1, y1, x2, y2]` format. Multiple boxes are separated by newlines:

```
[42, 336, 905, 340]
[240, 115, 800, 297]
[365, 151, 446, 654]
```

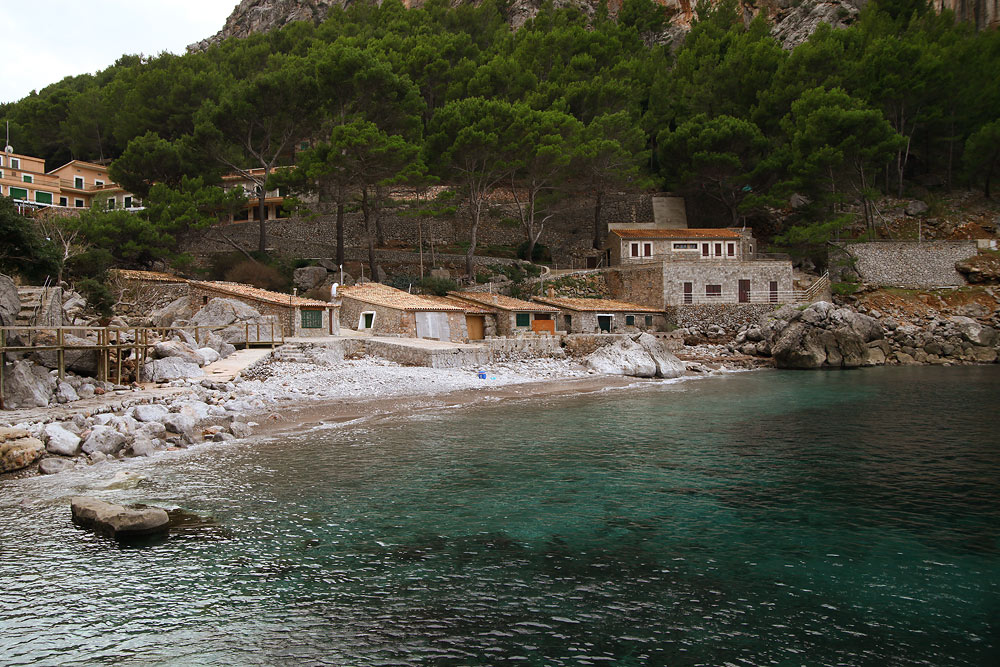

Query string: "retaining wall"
[838, 241, 978, 287]
[666, 304, 779, 333]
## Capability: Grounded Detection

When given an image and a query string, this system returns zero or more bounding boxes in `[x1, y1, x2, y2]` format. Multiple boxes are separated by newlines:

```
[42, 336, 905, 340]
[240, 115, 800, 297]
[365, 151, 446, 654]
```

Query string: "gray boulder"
[177, 400, 211, 421]
[0, 427, 45, 473]
[196, 347, 221, 366]
[55, 381, 79, 404]
[150, 296, 193, 327]
[635, 333, 686, 379]
[190, 298, 262, 328]
[43, 423, 82, 456]
[585, 336, 658, 378]
[763, 302, 884, 369]
[905, 200, 930, 216]
[229, 421, 253, 438]
[131, 404, 170, 423]
[1, 360, 55, 408]
[70, 497, 169, 539]
[948, 316, 998, 347]
[0, 273, 19, 327]
[39, 457, 75, 475]
[129, 436, 161, 457]
[28, 333, 100, 376]
[163, 413, 196, 443]
[294, 266, 328, 292]
[152, 341, 204, 366]
[141, 358, 203, 383]
[80, 425, 128, 456]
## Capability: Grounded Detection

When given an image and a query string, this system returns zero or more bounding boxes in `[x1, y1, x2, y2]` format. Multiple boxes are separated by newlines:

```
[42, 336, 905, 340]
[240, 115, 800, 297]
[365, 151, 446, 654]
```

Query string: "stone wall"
[605, 265, 664, 310]
[838, 241, 978, 288]
[113, 279, 189, 319]
[183, 193, 657, 268]
[666, 304, 779, 333]
[339, 298, 412, 337]
[607, 260, 794, 308]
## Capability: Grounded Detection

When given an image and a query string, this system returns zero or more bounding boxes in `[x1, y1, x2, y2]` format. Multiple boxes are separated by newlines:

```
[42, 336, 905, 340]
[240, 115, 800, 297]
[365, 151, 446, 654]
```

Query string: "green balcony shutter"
[9, 187, 28, 199]
[35, 191, 53, 204]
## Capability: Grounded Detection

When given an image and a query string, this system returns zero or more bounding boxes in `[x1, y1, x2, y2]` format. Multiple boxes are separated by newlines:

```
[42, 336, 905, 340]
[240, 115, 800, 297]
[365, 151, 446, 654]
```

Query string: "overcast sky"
[1, 1, 237, 104]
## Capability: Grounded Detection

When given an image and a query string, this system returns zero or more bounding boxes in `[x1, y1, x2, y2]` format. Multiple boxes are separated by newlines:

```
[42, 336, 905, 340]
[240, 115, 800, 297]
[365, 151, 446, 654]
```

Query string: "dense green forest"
[1, 0, 998, 284]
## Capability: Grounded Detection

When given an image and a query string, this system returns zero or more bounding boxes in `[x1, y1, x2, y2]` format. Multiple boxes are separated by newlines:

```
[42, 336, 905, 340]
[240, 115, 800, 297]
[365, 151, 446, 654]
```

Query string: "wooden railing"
[0, 321, 284, 409]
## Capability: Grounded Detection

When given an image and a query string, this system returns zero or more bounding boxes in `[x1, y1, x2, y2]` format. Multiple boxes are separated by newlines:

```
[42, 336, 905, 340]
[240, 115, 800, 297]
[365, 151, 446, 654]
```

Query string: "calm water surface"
[1, 366, 998, 666]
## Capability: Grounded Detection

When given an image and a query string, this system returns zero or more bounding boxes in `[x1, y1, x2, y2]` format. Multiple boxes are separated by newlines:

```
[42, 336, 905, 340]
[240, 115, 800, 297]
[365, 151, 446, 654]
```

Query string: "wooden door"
[466, 315, 485, 340]
[683, 282, 693, 304]
[739, 279, 750, 303]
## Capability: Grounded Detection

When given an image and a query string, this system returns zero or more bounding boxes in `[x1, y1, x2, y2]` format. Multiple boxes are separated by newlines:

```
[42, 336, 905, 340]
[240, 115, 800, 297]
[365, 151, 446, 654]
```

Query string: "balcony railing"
[621, 252, 791, 265]
[675, 273, 830, 305]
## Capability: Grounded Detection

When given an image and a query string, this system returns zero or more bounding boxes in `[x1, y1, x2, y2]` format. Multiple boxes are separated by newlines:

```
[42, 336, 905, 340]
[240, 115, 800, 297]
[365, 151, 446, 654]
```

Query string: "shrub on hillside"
[418, 276, 459, 296]
[224, 261, 288, 291]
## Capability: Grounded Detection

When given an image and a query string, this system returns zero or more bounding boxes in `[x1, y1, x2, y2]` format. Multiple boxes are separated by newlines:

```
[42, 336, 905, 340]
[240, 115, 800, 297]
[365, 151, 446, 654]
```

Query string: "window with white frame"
[124, 195, 133, 208]
[642, 242, 652, 257]
[95, 179, 104, 187]
[9, 158, 19, 169]
[75, 199, 84, 207]
[630, 242, 640, 257]
[74, 176, 84, 189]
[672, 242, 698, 250]
[727, 242, 735, 257]
[22, 174, 32, 183]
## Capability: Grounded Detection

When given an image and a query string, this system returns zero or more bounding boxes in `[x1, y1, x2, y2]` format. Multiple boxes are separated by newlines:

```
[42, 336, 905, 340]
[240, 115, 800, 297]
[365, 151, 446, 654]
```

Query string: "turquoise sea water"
[1, 366, 998, 666]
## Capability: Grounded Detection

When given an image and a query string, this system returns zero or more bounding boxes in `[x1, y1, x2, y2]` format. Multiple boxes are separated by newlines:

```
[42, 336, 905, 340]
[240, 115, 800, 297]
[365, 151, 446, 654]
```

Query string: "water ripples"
[2, 366, 998, 665]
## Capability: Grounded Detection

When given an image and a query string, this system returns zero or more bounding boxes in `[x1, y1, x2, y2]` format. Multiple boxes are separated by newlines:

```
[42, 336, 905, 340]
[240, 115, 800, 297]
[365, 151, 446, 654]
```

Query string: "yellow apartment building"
[0, 148, 138, 212]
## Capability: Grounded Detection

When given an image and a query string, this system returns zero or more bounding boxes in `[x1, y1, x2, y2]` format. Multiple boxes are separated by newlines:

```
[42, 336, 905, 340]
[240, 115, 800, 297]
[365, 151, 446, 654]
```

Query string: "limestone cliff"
[187, 0, 995, 53]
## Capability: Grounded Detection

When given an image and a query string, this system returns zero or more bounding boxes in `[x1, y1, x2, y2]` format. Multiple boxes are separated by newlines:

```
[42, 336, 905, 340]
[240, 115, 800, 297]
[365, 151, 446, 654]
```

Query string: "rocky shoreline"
[3, 294, 998, 480]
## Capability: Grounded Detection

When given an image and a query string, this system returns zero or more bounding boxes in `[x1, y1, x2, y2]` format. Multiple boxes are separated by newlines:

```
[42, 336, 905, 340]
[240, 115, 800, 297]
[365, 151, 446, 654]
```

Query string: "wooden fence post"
[57, 328, 65, 381]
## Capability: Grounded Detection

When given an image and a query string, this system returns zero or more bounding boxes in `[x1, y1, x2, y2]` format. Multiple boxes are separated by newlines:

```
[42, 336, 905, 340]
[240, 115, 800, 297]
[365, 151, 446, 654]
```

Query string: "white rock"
[131, 404, 170, 423]
[81, 425, 128, 455]
[43, 423, 82, 457]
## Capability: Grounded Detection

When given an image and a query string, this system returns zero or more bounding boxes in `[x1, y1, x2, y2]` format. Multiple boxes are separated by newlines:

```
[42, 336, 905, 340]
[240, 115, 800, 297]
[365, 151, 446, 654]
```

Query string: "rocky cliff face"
[189, 0, 867, 52]
[188, 0, 995, 53]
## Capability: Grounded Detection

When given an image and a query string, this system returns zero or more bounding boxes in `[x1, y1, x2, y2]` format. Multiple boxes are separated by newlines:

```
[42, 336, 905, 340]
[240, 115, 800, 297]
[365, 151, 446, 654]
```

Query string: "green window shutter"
[9, 187, 28, 199]
[22, 174, 32, 183]
[515, 313, 530, 327]
[301, 309, 322, 329]
[35, 191, 53, 204]
[625, 315, 635, 326]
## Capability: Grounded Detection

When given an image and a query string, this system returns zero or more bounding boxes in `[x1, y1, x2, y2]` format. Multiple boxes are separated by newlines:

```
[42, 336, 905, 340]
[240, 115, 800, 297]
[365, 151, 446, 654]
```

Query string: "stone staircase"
[14, 286, 64, 328]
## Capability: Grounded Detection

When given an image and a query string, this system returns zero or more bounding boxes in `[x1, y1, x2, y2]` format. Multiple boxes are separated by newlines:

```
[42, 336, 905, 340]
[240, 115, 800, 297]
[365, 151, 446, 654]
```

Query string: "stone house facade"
[339, 283, 469, 342]
[447, 292, 560, 336]
[606, 227, 754, 265]
[530, 297, 666, 333]
[606, 259, 795, 308]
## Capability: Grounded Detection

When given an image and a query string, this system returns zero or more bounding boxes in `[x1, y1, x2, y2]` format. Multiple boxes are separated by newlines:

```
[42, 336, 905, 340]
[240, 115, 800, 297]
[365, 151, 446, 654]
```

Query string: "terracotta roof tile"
[340, 283, 463, 311]
[448, 291, 559, 313]
[611, 228, 742, 239]
[531, 296, 662, 313]
[189, 281, 331, 308]
[420, 295, 495, 314]
[110, 269, 188, 283]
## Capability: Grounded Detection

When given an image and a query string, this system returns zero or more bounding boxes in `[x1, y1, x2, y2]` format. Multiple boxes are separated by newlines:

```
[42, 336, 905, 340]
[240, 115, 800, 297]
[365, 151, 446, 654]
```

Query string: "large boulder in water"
[0, 427, 45, 473]
[634, 333, 686, 379]
[762, 301, 884, 369]
[70, 497, 169, 539]
[584, 334, 686, 378]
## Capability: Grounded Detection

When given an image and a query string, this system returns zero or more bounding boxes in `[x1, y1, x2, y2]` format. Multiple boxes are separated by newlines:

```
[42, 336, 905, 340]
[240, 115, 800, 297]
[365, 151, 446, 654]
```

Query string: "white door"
[415, 311, 451, 341]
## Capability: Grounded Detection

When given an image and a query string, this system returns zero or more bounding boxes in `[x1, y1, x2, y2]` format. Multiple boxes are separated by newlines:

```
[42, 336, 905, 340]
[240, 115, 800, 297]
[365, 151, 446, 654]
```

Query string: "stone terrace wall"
[667, 303, 779, 333]
[605, 265, 665, 310]
[183, 193, 656, 267]
[843, 241, 978, 288]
